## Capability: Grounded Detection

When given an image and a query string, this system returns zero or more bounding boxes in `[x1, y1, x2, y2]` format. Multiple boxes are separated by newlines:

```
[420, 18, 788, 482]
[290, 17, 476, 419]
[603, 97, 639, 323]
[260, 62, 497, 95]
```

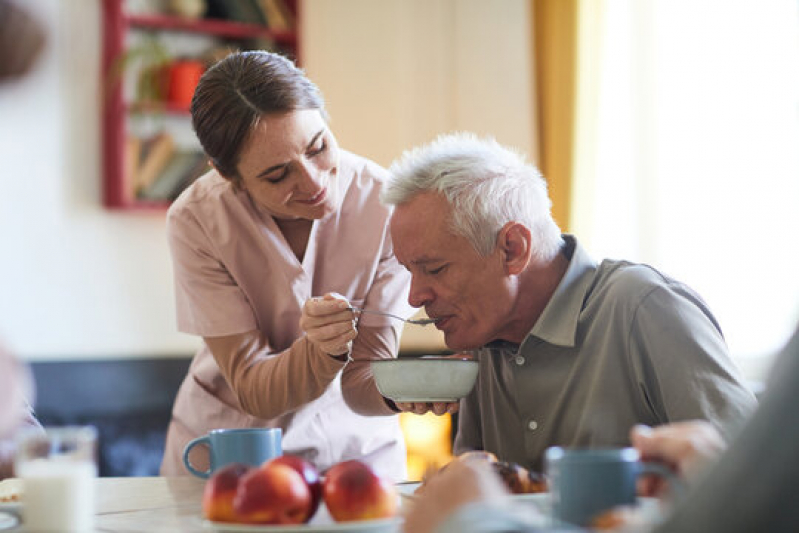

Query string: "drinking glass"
[15, 426, 98, 532]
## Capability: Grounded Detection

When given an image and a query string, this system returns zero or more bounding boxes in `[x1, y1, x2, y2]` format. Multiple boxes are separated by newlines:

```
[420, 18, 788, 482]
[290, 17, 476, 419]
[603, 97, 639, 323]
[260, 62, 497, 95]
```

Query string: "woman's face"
[235, 109, 340, 220]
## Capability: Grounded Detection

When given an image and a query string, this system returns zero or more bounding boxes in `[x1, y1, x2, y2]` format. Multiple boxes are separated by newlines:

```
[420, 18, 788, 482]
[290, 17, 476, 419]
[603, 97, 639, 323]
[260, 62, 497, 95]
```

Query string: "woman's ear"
[497, 222, 532, 275]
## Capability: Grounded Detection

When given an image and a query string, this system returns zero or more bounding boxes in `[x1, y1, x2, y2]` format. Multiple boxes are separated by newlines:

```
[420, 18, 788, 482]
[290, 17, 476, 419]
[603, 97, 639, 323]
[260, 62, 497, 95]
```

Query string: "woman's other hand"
[301, 293, 357, 357]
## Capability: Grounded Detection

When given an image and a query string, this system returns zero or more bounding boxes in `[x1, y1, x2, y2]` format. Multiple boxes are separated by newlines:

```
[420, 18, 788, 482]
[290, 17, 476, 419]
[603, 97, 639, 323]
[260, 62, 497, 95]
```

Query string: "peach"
[322, 460, 398, 522]
[202, 463, 251, 523]
[233, 462, 313, 524]
[269, 455, 322, 521]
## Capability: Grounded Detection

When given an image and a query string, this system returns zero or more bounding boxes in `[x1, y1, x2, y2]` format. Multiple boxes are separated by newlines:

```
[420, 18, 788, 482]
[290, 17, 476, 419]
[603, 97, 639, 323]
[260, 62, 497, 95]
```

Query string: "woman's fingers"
[301, 293, 357, 356]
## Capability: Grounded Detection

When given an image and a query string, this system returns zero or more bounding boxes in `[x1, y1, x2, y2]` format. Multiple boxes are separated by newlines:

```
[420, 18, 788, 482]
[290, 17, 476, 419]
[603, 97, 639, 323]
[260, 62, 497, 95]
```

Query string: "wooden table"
[6, 476, 407, 532]
[93, 477, 206, 532]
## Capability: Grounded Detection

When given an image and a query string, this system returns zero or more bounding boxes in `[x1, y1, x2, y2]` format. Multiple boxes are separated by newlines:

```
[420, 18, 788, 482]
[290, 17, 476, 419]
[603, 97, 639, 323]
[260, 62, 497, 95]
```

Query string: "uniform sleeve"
[167, 205, 256, 336]
[209, 330, 346, 419]
[453, 372, 484, 455]
[629, 284, 757, 438]
[341, 221, 412, 414]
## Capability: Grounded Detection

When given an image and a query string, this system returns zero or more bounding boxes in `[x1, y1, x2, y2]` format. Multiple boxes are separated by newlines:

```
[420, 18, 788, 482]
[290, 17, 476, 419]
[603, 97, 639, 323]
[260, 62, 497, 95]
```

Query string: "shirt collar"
[519, 235, 597, 350]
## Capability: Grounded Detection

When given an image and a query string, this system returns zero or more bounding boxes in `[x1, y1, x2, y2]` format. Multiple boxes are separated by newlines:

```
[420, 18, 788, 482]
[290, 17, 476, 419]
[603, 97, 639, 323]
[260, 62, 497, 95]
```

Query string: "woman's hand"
[300, 293, 358, 357]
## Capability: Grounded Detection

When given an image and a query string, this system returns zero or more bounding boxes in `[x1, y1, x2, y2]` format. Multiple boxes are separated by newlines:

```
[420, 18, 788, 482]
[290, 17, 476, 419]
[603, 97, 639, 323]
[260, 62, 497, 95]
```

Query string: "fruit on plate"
[269, 455, 323, 521]
[322, 460, 397, 522]
[201, 463, 252, 522]
[233, 461, 313, 524]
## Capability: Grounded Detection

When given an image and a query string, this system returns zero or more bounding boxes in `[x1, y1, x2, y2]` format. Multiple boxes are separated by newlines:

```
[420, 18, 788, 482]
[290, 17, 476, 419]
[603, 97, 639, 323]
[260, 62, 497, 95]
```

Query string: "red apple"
[269, 455, 322, 521]
[322, 460, 398, 522]
[202, 463, 252, 523]
[233, 462, 313, 524]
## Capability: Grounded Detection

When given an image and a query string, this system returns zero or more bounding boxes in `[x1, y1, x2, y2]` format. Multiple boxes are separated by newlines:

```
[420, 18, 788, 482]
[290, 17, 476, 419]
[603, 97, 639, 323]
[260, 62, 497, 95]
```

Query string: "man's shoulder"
[593, 259, 675, 298]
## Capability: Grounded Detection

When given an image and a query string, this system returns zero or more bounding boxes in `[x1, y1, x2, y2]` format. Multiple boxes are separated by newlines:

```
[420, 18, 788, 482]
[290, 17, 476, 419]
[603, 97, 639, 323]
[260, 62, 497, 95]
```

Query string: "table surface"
[95, 476, 206, 532]
[3, 477, 208, 532]
[6, 476, 414, 532]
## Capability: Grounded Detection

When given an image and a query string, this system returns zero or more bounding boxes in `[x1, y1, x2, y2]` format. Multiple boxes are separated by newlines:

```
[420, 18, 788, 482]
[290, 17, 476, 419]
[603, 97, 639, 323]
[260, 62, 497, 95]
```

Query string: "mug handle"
[183, 435, 211, 479]
[639, 461, 685, 499]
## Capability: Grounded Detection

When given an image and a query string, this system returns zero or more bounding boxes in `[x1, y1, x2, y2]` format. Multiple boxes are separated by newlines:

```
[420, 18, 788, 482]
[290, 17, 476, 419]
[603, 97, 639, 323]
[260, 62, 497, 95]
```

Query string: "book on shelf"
[134, 132, 176, 194]
[139, 150, 209, 201]
[124, 136, 142, 202]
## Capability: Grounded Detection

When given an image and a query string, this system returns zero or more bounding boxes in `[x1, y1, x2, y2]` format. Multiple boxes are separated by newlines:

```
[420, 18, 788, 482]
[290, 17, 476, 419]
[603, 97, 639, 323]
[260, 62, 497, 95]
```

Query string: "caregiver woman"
[160, 51, 412, 480]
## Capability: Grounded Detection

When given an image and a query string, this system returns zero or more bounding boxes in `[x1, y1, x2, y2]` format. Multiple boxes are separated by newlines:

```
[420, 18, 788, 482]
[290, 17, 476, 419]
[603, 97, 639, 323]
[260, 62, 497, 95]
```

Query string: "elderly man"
[381, 132, 756, 471]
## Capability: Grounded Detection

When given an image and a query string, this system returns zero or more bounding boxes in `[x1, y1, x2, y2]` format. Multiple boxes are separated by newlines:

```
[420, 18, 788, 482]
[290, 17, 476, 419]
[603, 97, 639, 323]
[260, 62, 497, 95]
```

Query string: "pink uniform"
[160, 151, 412, 480]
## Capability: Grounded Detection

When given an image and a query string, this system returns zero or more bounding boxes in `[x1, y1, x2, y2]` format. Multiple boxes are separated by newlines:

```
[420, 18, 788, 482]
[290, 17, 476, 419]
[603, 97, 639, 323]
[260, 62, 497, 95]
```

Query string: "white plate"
[0, 502, 20, 517]
[0, 512, 18, 531]
[204, 517, 400, 533]
[204, 497, 403, 532]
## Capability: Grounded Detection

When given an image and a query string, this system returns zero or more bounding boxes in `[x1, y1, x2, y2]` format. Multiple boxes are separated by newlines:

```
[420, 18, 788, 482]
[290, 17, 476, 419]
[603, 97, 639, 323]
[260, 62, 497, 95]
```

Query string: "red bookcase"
[101, 0, 300, 210]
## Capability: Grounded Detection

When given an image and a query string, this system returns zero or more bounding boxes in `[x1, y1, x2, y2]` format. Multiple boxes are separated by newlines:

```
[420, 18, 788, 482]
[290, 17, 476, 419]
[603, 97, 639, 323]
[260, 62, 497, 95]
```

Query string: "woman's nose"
[296, 161, 324, 192]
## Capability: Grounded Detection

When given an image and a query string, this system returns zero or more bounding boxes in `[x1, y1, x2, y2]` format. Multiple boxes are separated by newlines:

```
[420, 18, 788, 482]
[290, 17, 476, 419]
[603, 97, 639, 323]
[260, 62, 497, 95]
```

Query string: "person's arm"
[404, 460, 544, 533]
[652, 326, 799, 532]
[205, 330, 344, 420]
[338, 221, 414, 415]
[168, 208, 356, 420]
[630, 421, 726, 497]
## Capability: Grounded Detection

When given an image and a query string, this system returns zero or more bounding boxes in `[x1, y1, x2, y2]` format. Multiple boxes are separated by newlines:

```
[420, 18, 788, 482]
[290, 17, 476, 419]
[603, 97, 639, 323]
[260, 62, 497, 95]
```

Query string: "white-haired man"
[381, 132, 756, 471]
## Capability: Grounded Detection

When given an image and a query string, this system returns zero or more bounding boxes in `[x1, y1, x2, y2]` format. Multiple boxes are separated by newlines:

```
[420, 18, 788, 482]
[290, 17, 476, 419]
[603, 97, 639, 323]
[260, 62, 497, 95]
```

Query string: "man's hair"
[383, 132, 563, 260]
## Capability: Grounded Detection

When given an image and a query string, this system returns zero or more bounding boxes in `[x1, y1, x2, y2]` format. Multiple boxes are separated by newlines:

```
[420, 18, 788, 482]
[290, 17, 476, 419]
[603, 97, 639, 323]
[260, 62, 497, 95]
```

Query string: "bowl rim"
[369, 356, 476, 364]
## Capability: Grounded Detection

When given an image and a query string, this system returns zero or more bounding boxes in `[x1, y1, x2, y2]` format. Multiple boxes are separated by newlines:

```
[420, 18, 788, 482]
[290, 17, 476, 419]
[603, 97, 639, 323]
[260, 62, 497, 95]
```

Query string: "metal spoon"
[350, 307, 439, 326]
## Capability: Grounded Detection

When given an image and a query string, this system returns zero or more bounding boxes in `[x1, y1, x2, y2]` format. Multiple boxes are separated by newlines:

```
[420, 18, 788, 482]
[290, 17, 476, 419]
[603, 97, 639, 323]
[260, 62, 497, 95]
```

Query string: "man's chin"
[442, 331, 483, 352]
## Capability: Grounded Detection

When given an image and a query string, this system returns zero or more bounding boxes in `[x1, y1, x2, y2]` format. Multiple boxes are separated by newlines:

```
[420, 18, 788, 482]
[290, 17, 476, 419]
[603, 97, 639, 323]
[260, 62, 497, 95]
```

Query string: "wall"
[0, 0, 534, 360]
[0, 0, 199, 360]
[302, 0, 536, 352]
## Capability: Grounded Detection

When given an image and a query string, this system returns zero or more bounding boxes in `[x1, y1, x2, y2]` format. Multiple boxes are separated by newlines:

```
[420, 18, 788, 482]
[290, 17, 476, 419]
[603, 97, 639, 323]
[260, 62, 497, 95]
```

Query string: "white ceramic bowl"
[370, 357, 479, 402]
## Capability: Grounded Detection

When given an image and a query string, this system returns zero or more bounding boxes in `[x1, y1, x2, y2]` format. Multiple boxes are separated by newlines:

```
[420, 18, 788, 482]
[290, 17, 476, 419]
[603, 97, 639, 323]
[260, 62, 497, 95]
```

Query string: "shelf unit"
[101, 0, 300, 211]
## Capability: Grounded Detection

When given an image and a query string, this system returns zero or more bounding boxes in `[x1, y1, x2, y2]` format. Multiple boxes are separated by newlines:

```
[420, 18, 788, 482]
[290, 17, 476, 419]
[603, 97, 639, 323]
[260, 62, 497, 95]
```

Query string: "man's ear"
[497, 222, 532, 275]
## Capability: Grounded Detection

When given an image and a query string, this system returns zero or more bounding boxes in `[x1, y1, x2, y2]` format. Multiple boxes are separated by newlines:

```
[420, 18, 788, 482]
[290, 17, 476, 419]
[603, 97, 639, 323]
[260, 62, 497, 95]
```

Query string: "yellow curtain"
[532, 0, 604, 233]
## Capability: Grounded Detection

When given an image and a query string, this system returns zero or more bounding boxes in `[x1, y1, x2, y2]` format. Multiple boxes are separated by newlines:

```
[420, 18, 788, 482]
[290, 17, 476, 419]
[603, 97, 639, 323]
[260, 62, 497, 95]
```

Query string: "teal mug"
[545, 446, 682, 527]
[183, 428, 282, 478]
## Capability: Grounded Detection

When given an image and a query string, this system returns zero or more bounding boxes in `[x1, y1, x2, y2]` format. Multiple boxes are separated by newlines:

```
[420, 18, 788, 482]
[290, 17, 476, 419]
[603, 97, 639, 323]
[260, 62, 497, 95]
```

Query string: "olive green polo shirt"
[453, 236, 757, 472]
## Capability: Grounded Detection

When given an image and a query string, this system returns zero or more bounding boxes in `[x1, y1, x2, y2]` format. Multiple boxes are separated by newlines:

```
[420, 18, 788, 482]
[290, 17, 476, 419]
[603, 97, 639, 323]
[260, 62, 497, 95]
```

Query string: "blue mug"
[183, 428, 282, 478]
[545, 447, 681, 527]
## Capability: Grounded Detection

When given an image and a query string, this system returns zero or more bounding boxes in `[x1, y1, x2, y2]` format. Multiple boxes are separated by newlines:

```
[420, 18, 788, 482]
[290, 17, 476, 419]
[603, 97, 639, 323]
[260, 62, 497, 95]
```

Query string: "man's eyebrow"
[255, 128, 326, 179]
[411, 257, 443, 266]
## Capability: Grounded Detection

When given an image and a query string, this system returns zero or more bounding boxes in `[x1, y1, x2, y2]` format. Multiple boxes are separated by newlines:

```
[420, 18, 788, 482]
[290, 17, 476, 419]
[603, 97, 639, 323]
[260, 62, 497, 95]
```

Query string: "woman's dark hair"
[190, 51, 326, 184]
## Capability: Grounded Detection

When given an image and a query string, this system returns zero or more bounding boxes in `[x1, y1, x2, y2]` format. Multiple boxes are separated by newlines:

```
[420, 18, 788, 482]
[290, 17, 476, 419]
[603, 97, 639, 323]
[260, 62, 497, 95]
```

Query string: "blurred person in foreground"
[381, 132, 756, 472]
[404, 324, 799, 533]
[160, 51, 412, 480]
[0, 0, 47, 479]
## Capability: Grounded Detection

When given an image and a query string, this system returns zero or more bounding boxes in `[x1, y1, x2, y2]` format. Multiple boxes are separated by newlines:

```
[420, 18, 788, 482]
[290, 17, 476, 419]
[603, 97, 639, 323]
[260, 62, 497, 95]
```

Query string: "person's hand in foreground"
[630, 420, 727, 497]
[300, 293, 358, 358]
[403, 459, 511, 533]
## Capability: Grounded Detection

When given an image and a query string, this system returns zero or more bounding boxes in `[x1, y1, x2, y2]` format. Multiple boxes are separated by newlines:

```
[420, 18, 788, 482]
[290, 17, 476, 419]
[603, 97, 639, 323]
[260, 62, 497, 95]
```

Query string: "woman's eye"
[308, 141, 327, 157]
[428, 265, 446, 275]
[266, 169, 289, 183]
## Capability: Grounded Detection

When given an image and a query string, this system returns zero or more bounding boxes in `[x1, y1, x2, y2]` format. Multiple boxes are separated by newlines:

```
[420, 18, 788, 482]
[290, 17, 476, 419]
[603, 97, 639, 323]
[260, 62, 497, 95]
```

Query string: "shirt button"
[515, 356, 525, 366]
[528, 420, 538, 431]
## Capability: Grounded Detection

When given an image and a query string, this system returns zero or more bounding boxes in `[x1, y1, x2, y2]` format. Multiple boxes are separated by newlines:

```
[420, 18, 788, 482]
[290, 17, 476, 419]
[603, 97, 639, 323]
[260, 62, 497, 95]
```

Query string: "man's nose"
[408, 277, 433, 308]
